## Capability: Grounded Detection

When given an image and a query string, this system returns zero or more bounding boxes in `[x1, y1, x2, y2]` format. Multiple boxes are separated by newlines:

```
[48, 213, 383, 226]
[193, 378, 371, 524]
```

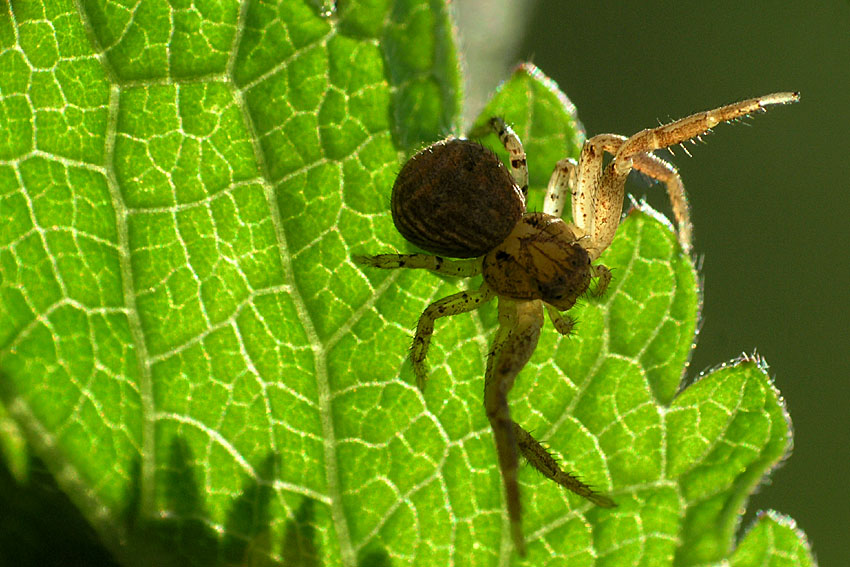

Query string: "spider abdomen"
[482, 212, 592, 311]
[391, 138, 526, 258]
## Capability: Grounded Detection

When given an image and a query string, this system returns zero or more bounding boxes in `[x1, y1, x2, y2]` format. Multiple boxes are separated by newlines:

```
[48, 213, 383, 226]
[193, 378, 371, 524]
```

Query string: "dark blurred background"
[457, 2, 848, 565]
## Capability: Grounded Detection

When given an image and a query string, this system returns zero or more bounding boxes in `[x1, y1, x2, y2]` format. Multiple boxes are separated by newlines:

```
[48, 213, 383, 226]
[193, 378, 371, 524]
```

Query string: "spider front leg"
[543, 134, 642, 253]
[484, 298, 545, 556]
[562, 134, 695, 252]
[581, 92, 799, 258]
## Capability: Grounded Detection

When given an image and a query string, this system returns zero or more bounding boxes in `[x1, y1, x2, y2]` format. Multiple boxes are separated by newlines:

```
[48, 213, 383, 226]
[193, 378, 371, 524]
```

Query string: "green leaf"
[731, 511, 815, 567]
[0, 2, 814, 566]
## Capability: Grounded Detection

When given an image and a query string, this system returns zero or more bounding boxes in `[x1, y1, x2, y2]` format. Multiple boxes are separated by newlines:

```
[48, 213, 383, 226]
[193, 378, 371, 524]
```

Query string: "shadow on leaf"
[118, 436, 327, 566]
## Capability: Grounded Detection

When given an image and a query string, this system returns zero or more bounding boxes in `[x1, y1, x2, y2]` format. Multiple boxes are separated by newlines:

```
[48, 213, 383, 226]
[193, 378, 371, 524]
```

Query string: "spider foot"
[545, 305, 575, 336]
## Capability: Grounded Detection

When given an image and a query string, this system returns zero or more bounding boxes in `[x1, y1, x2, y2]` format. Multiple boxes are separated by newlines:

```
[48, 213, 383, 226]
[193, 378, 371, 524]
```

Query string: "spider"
[354, 92, 798, 555]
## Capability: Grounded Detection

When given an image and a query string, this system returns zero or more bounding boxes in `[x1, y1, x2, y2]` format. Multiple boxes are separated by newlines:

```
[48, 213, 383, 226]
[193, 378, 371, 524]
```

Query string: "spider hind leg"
[514, 423, 616, 508]
[484, 299, 545, 556]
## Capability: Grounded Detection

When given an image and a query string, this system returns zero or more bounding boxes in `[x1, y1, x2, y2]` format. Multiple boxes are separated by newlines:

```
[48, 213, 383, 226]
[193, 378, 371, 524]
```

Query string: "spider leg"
[630, 153, 692, 252]
[488, 117, 529, 199]
[485, 299, 544, 556]
[411, 284, 495, 391]
[586, 92, 799, 257]
[551, 135, 684, 256]
[543, 158, 577, 218]
[513, 422, 616, 508]
[353, 253, 482, 277]
[571, 134, 625, 245]
[581, 137, 694, 253]
[616, 92, 799, 160]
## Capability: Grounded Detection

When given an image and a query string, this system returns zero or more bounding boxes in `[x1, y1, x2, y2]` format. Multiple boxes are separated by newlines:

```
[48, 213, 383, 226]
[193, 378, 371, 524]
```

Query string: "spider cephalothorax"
[354, 92, 799, 556]
[483, 212, 597, 311]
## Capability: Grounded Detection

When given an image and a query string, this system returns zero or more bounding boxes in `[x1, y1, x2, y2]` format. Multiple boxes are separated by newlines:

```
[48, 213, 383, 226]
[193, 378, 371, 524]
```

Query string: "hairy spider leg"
[565, 133, 645, 261]
[489, 117, 529, 199]
[581, 92, 799, 259]
[513, 423, 616, 508]
[555, 133, 662, 258]
[564, 134, 694, 252]
[628, 151, 691, 251]
[616, 92, 799, 159]
[484, 298, 617, 556]
[572, 134, 609, 245]
[489, 300, 619, 556]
